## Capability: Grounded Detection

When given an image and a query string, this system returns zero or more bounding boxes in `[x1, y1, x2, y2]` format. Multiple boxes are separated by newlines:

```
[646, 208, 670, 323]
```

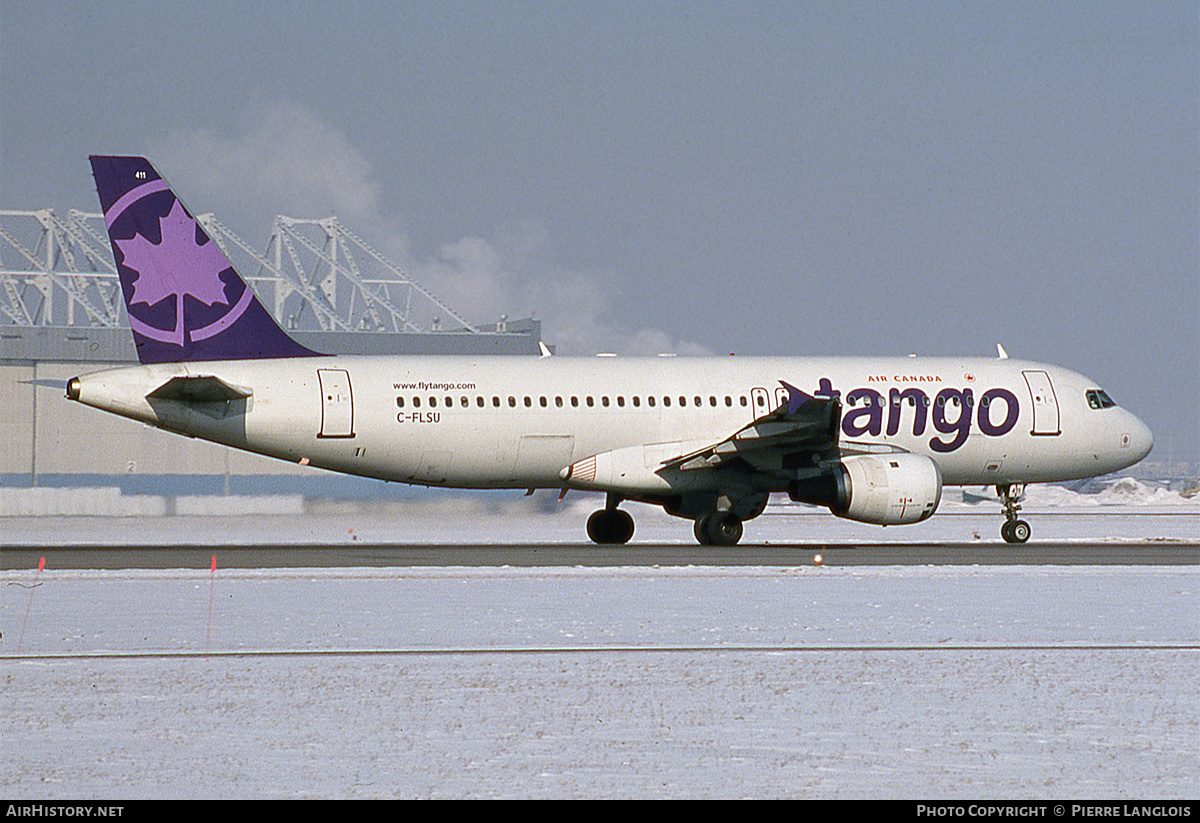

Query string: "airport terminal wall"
[2, 359, 314, 486]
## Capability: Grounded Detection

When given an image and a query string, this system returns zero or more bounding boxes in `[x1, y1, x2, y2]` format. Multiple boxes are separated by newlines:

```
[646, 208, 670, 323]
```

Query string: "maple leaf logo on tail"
[112, 196, 247, 349]
[117, 199, 233, 310]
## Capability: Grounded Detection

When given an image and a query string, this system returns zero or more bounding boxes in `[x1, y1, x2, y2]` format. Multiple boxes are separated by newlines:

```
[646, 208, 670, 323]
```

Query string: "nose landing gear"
[998, 483, 1031, 543]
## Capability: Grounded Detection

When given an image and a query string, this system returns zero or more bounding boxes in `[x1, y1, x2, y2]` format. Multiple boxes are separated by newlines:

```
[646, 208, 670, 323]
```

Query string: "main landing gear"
[693, 511, 744, 546]
[587, 495, 635, 545]
[998, 483, 1031, 544]
[585, 494, 755, 546]
[586, 506, 747, 546]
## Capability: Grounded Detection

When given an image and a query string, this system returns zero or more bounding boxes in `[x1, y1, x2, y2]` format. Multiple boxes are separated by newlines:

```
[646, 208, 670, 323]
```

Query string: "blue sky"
[2, 1, 1197, 461]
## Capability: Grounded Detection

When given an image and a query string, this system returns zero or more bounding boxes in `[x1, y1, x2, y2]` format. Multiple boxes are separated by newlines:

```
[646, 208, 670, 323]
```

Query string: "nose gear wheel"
[998, 483, 1031, 544]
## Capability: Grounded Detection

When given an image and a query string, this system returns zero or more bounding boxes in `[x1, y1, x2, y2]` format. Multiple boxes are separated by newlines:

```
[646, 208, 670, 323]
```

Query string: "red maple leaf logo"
[117, 198, 231, 308]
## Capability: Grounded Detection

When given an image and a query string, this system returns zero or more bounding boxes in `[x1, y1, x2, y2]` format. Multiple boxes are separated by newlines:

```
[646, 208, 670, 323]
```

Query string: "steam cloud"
[149, 101, 711, 356]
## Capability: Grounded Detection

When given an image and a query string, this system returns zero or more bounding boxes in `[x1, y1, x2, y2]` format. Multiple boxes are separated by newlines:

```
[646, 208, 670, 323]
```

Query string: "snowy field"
[1, 482, 1197, 798]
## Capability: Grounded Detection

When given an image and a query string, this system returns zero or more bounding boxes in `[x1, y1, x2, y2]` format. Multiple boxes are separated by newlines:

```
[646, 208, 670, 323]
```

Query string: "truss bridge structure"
[2, 208, 486, 333]
[1, 208, 541, 362]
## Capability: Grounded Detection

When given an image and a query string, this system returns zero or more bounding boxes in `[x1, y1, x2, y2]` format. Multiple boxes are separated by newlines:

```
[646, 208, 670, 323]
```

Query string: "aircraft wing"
[662, 381, 843, 471]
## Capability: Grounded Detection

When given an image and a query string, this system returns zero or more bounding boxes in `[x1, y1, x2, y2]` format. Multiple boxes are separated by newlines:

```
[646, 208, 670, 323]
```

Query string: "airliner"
[67, 156, 1154, 545]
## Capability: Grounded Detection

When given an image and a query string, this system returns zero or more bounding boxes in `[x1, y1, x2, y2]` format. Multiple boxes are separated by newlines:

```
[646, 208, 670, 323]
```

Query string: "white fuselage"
[70, 354, 1153, 493]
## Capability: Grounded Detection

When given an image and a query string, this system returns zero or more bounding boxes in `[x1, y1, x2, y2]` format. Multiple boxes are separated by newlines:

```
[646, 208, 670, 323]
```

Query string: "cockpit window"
[1086, 389, 1117, 410]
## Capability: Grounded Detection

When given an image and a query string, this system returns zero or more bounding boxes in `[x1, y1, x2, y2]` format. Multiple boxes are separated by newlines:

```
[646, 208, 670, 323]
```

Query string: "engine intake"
[788, 453, 942, 525]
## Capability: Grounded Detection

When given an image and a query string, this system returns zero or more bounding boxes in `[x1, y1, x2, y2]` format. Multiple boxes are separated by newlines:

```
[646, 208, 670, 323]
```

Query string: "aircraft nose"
[1124, 414, 1154, 463]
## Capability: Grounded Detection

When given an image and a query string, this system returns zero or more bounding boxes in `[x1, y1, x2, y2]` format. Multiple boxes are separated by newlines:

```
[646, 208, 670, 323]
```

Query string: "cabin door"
[317, 368, 355, 438]
[1022, 370, 1060, 436]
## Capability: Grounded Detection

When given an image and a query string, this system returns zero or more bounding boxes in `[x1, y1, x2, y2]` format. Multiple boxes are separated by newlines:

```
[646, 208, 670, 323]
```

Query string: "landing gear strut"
[998, 483, 1031, 544]
[587, 495, 634, 545]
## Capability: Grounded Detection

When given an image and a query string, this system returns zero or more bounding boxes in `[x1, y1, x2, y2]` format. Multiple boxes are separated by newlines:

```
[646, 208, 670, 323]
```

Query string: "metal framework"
[1, 209, 480, 335]
[0, 210, 123, 327]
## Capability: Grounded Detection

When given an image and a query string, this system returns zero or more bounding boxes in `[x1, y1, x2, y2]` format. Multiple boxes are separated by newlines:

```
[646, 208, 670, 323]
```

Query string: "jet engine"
[788, 453, 942, 525]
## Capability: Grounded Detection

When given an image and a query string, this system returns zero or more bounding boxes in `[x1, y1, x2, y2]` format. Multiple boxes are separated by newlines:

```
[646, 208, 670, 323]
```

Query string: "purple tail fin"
[90, 155, 319, 363]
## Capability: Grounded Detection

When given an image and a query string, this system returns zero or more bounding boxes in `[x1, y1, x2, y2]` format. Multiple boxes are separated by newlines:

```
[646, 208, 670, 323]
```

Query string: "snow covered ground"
[1, 480, 1197, 798]
[2, 564, 1196, 799]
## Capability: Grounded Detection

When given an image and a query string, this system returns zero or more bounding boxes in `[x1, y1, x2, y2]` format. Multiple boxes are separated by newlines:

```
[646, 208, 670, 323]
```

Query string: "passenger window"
[492, 396, 500, 407]
[508, 396, 516, 407]
[617, 396, 625, 407]
[571, 396, 579, 407]
[414, 397, 421, 408]
[647, 396, 656, 407]
[429, 397, 437, 408]
[602, 396, 610, 407]
[539, 396, 547, 407]
[396, 397, 405, 408]
[524, 396, 532, 407]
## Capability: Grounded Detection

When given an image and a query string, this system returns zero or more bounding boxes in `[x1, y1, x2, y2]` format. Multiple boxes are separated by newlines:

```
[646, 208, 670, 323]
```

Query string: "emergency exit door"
[317, 368, 355, 438]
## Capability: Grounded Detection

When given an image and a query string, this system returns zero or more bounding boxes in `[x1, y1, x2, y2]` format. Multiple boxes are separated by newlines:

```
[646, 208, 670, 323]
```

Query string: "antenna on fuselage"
[996, 343, 1009, 359]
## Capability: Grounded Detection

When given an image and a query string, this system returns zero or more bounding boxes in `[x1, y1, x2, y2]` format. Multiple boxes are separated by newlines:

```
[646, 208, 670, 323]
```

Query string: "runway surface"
[2, 540, 1197, 569]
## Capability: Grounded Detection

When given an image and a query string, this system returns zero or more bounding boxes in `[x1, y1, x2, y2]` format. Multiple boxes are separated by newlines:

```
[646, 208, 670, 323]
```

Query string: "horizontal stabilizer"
[146, 375, 253, 403]
[19, 379, 69, 390]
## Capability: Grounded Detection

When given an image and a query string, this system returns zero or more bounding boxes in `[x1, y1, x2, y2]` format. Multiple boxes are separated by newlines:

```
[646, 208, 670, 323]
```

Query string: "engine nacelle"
[788, 453, 942, 525]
